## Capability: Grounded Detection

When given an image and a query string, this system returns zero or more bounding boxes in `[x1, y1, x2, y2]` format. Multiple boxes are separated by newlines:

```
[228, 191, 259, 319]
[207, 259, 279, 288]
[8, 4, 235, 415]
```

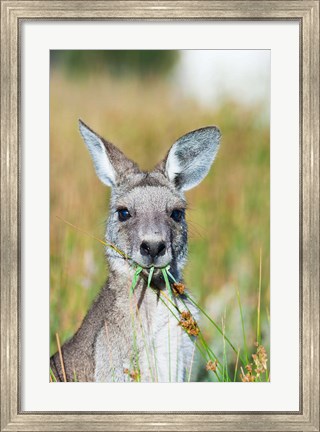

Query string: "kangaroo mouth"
[142, 262, 179, 292]
[132, 257, 171, 270]
[143, 263, 170, 270]
[139, 267, 168, 290]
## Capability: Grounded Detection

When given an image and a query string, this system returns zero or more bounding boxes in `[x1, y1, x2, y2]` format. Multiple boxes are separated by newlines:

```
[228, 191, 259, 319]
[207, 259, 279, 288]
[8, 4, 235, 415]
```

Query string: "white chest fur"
[140, 296, 198, 382]
[94, 292, 198, 382]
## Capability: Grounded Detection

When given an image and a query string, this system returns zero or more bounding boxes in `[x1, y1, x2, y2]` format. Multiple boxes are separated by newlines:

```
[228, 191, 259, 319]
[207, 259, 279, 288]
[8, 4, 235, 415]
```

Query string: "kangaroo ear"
[79, 120, 139, 187]
[162, 127, 221, 191]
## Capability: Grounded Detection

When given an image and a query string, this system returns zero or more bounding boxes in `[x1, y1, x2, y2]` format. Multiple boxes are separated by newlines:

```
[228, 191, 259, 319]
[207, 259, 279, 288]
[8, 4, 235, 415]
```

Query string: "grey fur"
[50, 120, 221, 382]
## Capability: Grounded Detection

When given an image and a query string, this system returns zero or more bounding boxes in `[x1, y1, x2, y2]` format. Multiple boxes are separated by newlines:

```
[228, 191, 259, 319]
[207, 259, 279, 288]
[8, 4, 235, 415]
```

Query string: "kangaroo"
[50, 120, 221, 382]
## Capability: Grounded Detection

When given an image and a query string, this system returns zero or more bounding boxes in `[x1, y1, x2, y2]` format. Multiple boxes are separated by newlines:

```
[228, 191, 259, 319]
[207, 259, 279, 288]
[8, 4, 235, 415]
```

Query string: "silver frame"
[1, 1, 319, 431]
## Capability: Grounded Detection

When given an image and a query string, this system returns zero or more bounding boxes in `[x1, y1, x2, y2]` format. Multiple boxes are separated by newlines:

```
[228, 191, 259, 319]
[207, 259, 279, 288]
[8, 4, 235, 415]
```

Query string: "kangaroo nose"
[140, 241, 166, 259]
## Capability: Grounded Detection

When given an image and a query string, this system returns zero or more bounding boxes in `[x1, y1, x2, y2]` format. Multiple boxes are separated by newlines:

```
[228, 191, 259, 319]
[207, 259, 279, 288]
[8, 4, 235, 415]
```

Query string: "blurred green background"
[50, 50, 270, 381]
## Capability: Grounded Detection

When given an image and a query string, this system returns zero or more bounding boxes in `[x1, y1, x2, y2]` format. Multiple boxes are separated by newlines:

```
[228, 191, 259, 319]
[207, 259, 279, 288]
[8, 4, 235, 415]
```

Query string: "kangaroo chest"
[93, 291, 195, 382]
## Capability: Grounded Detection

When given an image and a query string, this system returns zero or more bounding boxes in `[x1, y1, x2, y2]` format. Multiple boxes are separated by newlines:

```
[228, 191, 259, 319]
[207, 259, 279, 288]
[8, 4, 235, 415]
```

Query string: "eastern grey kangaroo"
[50, 120, 221, 382]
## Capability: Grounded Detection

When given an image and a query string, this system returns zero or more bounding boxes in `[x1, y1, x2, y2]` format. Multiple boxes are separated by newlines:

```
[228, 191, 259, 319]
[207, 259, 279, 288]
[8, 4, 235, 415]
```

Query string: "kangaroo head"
[79, 120, 221, 279]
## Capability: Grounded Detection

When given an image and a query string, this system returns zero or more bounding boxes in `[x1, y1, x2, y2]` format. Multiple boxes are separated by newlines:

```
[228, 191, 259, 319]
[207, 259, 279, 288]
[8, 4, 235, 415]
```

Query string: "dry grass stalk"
[56, 215, 128, 259]
[56, 332, 67, 382]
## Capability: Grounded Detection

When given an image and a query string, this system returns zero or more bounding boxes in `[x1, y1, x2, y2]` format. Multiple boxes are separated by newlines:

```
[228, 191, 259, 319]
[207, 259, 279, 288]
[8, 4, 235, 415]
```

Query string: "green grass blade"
[50, 368, 57, 382]
[131, 266, 143, 294]
[233, 348, 240, 382]
[147, 266, 154, 289]
[166, 268, 177, 283]
[73, 369, 78, 382]
[161, 268, 174, 301]
[236, 285, 249, 364]
[221, 314, 230, 382]
[129, 266, 144, 379]
[257, 248, 262, 345]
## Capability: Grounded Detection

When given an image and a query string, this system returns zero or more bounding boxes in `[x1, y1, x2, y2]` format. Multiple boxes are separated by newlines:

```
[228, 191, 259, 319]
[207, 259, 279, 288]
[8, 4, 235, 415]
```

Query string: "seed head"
[206, 359, 218, 372]
[123, 368, 140, 382]
[129, 370, 140, 382]
[172, 282, 185, 296]
[178, 311, 200, 336]
[240, 366, 256, 382]
[239, 343, 268, 382]
[252, 343, 268, 377]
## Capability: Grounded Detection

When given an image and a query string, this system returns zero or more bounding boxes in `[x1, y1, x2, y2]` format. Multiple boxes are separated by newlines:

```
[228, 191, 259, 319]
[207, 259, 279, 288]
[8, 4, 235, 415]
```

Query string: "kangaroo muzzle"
[138, 240, 169, 268]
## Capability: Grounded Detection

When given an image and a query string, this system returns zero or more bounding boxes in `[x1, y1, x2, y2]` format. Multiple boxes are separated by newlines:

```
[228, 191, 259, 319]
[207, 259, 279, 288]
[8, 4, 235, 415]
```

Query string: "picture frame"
[1, 1, 319, 431]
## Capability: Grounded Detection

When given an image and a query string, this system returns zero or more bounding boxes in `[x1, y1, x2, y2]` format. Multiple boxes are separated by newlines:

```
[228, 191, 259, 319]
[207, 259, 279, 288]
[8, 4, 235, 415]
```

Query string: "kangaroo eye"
[117, 208, 131, 222]
[170, 209, 184, 222]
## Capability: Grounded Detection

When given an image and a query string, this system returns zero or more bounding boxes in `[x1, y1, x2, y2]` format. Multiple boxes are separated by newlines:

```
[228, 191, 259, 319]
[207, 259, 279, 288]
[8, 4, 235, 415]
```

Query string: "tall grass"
[50, 70, 270, 381]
